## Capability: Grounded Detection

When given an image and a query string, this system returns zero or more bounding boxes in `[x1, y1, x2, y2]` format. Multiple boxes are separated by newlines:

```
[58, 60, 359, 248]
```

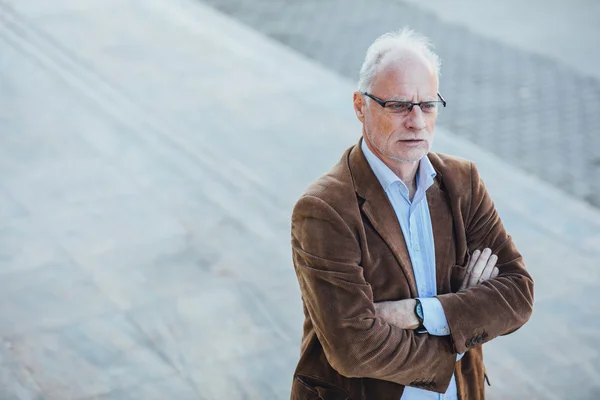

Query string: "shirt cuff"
[418, 297, 451, 336]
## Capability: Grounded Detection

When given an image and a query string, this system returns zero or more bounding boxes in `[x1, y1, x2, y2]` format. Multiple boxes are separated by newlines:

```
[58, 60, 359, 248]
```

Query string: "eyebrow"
[386, 93, 439, 102]
[387, 96, 438, 102]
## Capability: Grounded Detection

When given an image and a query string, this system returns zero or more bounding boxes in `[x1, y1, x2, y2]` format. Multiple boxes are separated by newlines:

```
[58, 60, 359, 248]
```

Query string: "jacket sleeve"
[436, 162, 535, 354]
[292, 194, 457, 393]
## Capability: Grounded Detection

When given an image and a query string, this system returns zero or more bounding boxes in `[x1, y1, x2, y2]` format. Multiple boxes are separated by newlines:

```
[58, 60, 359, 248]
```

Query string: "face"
[354, 51, 439, 164]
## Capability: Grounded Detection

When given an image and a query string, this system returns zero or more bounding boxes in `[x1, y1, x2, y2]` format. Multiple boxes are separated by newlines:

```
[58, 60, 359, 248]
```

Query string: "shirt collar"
[361, 138, 437, 193]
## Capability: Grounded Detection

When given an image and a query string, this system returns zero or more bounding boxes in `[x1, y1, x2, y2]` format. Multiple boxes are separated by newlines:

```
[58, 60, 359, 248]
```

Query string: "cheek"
[425, 116, 437, 133]
[372, 113, 401, 134]
[380, 118, 396, 135]
[366, 112, 407, 141]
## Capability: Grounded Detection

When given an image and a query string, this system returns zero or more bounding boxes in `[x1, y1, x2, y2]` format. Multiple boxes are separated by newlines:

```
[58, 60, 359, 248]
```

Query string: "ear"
[353, 92, 366, 123]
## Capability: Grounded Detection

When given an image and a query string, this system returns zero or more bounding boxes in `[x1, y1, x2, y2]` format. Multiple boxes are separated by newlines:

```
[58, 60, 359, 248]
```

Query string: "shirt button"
[442, 328, 449, 334]
[415, 244, 420, 251]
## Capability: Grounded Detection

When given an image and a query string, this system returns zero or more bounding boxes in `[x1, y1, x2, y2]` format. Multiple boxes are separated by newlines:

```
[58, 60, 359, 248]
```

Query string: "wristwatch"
[414, 299, 425, 331]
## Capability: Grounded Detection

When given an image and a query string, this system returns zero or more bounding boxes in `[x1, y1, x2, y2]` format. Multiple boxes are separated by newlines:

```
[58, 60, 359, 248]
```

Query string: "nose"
[404, 106, 427, 131]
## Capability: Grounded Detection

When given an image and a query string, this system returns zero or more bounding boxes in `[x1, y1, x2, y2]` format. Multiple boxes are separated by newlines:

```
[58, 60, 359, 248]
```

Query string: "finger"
[460, 249, 481, 290]
[468, 248, 492, 287]
[491, 267, 499, 278]
[479, 254, 498, 282]
[466, 250, 481, 273]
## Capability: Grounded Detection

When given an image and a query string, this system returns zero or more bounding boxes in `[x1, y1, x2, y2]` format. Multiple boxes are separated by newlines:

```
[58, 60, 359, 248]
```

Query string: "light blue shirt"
[362, 139, 459, 400]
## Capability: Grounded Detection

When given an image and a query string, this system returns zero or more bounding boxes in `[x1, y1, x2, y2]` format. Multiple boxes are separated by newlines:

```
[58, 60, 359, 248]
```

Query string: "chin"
[397, 155, 425, 163]
[395, 149, 429, 163]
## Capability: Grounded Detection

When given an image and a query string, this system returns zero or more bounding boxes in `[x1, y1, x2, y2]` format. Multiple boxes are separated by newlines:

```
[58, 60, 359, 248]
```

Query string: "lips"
[398, 139, 426, 147]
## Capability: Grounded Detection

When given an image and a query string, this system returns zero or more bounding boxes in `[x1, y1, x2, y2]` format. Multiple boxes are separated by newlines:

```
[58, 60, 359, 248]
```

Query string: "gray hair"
[357, 28, 441, 93]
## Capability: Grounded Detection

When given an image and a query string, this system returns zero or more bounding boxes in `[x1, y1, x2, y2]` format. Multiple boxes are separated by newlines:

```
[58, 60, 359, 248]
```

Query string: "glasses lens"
[385, 102, 411, 113]
[419, 102, 439, 112]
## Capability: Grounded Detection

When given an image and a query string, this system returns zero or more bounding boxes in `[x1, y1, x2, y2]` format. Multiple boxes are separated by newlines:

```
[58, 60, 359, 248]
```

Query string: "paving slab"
[0, 0, 599, 399]
[197, 0, 600, 209]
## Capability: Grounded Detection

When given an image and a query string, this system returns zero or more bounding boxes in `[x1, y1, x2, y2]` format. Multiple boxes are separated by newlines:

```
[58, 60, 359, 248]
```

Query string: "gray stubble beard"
[363, 126, 431, 164]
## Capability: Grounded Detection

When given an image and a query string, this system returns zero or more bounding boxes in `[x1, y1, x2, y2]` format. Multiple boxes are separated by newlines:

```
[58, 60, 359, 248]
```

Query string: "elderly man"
[290, 28, 534, 400]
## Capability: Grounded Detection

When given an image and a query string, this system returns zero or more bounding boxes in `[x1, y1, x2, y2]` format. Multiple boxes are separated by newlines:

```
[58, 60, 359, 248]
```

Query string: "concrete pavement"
[399, 0, 600, 82]
[199, 0, 600, 209]
[0, 0, 599, 398]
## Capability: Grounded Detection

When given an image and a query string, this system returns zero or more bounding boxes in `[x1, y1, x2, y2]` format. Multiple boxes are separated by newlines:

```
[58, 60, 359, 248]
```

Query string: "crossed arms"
[291, 164, 534, 393]
[374, 247, 501, 333]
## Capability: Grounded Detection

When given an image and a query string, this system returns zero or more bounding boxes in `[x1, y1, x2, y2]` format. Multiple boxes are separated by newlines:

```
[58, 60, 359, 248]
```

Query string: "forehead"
[370, 50, 438, 99]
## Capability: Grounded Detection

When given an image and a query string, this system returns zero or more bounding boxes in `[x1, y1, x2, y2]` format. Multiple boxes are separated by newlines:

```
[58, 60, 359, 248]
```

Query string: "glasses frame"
[362, 92, 447, 112]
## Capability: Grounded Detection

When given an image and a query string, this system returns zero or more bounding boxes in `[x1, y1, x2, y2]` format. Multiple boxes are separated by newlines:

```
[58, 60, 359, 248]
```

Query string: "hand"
[374, 299, 420, 330]
[459, 248, 499, 291]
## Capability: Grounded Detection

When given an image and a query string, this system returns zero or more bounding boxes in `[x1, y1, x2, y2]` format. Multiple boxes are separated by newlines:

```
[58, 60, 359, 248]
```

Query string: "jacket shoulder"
[299, 148, 355, 204]
[428, 152, 474, 188]
[428, 152, 472, 175]
[293, 147, 358, 221]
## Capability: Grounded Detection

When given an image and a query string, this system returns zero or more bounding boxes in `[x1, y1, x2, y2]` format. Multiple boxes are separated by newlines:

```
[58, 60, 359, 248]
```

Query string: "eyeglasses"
[362, 92, 447, 114]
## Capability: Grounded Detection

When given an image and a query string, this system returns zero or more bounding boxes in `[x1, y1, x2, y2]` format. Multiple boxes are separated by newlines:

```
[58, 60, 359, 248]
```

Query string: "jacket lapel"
[348, 139, 418, 297]
[426, 172, 454, 294]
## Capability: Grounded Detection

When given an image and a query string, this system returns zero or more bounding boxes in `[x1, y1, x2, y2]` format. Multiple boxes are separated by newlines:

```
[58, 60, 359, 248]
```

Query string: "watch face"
[416, 301, 424, 320]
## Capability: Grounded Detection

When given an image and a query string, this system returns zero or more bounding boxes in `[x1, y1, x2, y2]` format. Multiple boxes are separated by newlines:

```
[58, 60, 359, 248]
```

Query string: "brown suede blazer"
[290, 139, 534, 400]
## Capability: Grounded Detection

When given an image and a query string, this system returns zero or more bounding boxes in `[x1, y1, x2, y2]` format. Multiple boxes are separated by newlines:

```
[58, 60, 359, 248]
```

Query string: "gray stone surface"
[197, 0, 600, 209]
[400, 0, 600, 82]
[0, 0, 599, 399]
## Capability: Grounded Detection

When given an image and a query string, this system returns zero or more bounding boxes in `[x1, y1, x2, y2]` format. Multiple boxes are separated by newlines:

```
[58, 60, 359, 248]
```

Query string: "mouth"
[399, 139, 426, 145]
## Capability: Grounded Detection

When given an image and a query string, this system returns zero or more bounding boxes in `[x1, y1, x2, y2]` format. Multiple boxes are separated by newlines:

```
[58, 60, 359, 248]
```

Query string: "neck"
[391, 161, 419, 188]
[391, 161, 419, 202]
